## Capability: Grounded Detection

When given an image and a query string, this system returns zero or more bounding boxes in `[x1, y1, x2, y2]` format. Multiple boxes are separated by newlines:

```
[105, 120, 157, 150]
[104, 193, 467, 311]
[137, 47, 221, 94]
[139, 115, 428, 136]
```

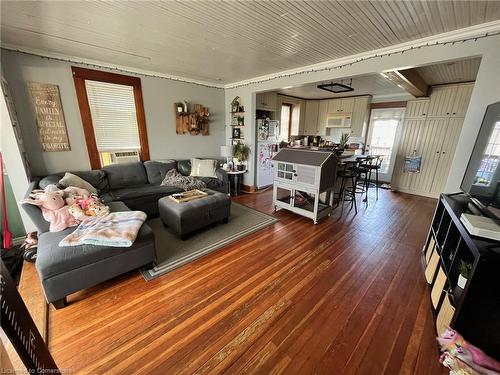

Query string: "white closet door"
[427, 86, 456, 117]
[392, 119, 426, 191]
[392, 118, 448, 196]
[430, 117, 465, 194]
[418, 118, 450, 193]
[451, 84, 473, 117]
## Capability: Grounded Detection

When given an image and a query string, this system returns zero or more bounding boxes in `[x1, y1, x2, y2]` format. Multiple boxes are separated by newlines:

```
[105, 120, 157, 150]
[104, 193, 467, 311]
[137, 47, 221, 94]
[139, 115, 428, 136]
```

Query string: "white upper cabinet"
[450, 84, 474, 117]
[327, 97, 354, 114]
[350, 96, 371, 137]
[256, 92, 277, 111]
[317, 100, 329, 135]
[420, 82, 474, 118]
[405, 99, 430, 119]
[304, 101, 319, 135]
[427, 86, 457, 117]
[340, 98, 354, 114]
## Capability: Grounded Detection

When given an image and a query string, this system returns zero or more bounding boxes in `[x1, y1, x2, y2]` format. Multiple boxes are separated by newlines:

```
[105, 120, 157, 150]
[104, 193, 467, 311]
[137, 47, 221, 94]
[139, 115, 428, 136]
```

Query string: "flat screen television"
[461, 101, 500, 220]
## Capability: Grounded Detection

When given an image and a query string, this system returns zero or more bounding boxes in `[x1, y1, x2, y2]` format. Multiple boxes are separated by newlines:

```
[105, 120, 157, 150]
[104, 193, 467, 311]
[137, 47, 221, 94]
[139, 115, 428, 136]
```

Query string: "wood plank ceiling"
[416, 57, 481, 85]
[278, 74, 408, 100]
[1, 1, 499, 84]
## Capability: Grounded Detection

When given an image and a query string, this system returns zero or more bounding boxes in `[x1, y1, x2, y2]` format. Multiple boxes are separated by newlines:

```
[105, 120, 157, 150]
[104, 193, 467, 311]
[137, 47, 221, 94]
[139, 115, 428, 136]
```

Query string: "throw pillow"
[190, 158, 217, 178]
[59, 172, 98, 194]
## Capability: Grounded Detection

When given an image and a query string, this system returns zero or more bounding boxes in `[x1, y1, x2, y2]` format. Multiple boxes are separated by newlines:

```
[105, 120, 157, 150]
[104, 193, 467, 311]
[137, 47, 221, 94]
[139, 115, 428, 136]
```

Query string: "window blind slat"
[85, 80, 140, 152]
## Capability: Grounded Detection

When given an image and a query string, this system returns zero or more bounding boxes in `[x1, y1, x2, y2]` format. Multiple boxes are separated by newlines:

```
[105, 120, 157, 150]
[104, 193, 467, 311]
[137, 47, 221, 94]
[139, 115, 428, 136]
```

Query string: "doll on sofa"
[23, 191, 79, 232]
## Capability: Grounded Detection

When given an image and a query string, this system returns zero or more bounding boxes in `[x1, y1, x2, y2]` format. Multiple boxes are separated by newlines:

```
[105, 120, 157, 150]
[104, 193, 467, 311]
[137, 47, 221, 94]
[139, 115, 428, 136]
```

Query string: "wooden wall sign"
[174, 102, 209, 136]
[27, 81, 70, 152]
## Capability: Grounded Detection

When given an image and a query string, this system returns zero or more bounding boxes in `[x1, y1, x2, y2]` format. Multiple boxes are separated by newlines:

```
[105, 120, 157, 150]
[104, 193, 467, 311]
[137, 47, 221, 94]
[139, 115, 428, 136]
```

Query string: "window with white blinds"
[85, 80, 140, 152]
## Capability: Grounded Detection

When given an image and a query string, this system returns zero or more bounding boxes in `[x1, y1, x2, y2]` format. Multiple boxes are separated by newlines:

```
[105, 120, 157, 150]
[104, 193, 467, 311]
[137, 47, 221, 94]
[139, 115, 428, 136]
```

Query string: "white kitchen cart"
[272, 149, 338, 224]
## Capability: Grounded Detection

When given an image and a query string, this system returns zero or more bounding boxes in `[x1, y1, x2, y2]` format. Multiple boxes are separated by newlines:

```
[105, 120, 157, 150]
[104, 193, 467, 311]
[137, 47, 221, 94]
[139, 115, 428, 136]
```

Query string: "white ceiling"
[1, 1, 500, 85]
[277, 74, 408, 100]
[416, 57, 481, 85]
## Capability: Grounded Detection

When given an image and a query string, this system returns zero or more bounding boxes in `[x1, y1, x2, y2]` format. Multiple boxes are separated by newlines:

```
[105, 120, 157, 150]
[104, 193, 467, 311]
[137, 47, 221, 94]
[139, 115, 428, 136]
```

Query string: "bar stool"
[355, 156, 374, 204]
[365, 155, 383, 200]
[336, 161, 358, 215]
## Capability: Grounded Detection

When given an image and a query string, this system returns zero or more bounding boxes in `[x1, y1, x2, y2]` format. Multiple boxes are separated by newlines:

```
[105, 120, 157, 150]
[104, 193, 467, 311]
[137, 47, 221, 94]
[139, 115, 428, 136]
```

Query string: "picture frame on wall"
[232, 127, 241, 139]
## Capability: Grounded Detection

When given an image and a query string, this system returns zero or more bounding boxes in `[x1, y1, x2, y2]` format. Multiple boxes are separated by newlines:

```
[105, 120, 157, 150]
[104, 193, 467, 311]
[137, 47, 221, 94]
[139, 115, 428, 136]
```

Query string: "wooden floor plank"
[47, 189, 446, 374]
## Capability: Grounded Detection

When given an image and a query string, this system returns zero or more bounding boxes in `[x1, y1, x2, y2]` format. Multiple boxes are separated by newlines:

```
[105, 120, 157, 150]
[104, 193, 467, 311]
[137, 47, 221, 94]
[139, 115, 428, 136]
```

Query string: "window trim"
[281, 103, 293, 141]
[72, 67, 150, 169]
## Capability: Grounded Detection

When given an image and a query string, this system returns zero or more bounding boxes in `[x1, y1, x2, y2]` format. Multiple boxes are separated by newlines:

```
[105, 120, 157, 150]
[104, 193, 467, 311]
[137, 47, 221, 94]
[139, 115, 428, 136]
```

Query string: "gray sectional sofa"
[22, 159, 229, 308]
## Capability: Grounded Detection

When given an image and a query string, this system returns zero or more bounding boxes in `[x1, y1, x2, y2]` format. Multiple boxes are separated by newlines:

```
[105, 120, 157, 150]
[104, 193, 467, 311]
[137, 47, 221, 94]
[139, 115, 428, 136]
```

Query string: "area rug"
[140, 203, 277, 281]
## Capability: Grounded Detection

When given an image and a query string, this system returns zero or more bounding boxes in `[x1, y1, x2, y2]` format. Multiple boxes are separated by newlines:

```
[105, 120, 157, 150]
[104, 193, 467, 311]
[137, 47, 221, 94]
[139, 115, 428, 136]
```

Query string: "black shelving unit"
[423, 193, 500, 359]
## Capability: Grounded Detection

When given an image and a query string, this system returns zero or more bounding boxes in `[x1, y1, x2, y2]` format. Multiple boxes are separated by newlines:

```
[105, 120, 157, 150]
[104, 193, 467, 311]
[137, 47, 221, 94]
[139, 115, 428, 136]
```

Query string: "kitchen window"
[72, 67, 150, 169]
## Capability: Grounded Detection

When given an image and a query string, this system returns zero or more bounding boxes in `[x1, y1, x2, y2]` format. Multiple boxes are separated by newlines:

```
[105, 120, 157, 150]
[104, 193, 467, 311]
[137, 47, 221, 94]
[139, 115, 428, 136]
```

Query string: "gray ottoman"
[159, 189, 231, 239]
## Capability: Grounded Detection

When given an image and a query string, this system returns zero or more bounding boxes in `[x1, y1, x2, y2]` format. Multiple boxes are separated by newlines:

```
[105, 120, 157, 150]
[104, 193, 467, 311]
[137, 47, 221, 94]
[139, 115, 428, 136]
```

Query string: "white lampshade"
[220, 145, 233, 158]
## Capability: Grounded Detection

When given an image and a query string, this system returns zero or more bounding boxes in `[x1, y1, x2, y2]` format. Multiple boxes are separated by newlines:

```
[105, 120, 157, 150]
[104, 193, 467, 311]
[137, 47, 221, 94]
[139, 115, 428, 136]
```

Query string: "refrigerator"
[256, 119, 279, 188]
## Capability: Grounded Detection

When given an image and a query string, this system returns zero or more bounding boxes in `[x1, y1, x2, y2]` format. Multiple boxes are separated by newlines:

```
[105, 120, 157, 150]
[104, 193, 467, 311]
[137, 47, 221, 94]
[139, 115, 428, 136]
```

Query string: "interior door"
[366, 108, 405, 182]
[392, 118, 449, 196]
[430, 117, 465, 194]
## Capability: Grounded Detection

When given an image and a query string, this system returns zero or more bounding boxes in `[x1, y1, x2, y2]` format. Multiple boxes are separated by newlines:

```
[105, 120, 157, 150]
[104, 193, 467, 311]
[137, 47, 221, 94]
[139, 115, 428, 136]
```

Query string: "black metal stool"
[336, 161, 359, 216]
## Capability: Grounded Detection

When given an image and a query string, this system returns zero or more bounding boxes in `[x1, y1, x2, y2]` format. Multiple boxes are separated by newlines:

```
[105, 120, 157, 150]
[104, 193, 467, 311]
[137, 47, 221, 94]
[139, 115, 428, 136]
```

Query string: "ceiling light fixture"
[317, 79, 354, 93]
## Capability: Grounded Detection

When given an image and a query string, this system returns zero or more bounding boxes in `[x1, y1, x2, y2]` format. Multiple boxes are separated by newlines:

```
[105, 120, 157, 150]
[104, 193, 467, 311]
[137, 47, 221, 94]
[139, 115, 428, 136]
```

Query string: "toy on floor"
[20, 232, 38, 262]
[437, 328, 500, 375]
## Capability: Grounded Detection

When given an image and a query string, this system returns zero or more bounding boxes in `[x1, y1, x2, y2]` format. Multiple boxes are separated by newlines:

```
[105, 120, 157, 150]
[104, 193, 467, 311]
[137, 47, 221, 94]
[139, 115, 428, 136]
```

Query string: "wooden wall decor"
[174, 102, 209, 136]
[27, 81, 70, 152]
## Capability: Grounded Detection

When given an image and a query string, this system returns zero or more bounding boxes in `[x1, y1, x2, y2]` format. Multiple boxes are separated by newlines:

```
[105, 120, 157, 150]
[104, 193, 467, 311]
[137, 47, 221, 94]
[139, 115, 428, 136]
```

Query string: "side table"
[226, 170, 247, 196]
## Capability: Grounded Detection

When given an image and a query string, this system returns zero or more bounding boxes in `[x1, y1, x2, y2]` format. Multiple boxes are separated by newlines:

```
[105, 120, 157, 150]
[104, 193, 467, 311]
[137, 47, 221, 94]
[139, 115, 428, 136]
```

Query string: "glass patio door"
[366, 108, 405, 182]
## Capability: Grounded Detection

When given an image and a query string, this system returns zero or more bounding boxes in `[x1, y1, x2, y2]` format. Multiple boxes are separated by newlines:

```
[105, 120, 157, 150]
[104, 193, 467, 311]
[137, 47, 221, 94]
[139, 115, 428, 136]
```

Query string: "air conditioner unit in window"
[111, 150, 140, 164]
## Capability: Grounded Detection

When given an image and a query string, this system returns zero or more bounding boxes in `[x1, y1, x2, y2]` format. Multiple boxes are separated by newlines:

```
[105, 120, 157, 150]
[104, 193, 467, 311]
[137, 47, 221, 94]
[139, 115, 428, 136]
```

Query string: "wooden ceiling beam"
[381, 68, 429, 97]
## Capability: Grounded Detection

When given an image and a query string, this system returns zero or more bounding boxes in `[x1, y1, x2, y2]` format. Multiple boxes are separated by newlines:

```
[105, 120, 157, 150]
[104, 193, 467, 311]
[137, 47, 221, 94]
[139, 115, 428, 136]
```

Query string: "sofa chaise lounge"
[22, 159, 229, 308]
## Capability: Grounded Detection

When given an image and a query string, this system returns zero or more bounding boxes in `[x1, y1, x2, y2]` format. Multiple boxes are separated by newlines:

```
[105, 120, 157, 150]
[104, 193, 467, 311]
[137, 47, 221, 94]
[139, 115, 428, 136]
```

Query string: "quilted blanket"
[59, 211, 147, 247]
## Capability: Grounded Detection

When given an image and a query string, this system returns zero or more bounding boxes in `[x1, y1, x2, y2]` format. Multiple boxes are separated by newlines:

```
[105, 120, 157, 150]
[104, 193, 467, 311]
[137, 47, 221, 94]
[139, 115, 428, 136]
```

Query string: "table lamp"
[220, 145, 233, 165]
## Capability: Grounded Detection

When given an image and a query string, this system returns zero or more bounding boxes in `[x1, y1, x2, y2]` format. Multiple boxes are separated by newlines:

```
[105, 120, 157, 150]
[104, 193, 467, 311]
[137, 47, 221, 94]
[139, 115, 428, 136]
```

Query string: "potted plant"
[233, 143, 250, 171]
[457, 260, 472, 289]
[339, 132, 350, 150]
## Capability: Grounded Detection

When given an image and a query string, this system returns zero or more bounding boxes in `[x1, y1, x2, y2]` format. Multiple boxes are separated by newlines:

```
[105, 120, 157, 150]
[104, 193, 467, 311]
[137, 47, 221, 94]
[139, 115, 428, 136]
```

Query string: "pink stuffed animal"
[23, 191, 79, 232]
[437, 328, 500, 374]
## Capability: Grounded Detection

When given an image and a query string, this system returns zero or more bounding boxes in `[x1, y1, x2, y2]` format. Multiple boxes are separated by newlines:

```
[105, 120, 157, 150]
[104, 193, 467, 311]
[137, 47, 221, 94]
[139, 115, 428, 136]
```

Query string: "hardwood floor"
[48, 189, 445, 374]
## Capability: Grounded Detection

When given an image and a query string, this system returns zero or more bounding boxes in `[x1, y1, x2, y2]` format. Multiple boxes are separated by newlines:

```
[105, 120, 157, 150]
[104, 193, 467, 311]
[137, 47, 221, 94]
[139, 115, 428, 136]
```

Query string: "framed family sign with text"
[27, 81, 71, 152]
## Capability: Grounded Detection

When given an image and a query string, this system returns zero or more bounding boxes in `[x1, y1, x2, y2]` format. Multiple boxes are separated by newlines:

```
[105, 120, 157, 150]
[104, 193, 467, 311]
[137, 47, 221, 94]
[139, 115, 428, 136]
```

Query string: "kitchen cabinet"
[405, 99, 430, 119]
[304, 101, 319, 135]
[327, 97, 354, 114]
[350, 96, 370, 137]
[317, 100, 329, 135]
[450, 84, 474, 117]
[256, 92, 277, 111]
[427, 83, 473, 118]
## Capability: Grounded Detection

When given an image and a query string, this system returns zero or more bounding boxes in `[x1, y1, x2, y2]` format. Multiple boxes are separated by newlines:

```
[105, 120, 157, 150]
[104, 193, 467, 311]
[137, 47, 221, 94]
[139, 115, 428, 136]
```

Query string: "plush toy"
[85, 200, 110, 217]
[437, 328, 500, 375]
[23, 191, 79, 232]
[63, 186, 90, 205]
[68, 204, 88, 221]
[43, 184, 62, 193]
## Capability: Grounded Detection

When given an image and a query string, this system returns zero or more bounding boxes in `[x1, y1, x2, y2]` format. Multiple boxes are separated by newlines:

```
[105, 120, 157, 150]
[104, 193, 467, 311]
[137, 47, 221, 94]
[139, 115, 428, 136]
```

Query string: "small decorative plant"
[457, 260, 472, 289]
[339, 132, 350, 149]
[233, 143, 250, 171]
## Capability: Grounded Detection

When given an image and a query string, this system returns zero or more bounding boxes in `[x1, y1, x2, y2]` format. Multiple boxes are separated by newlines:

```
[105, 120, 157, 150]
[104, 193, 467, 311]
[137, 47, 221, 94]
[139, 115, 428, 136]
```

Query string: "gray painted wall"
[1, 49, 225, 176]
